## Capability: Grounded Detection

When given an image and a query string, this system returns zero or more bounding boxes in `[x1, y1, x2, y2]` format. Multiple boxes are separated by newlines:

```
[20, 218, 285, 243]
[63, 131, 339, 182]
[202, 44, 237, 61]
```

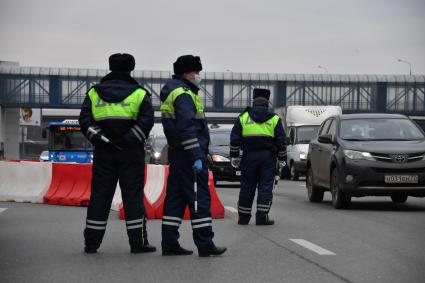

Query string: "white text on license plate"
[384, 175, 418, 184]
[236, 171, 241, 176]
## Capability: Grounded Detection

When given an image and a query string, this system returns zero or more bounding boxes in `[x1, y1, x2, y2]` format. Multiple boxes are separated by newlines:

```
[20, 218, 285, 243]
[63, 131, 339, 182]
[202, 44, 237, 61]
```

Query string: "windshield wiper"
[369, 138, 412, 141]
[342, 138, 368, 141]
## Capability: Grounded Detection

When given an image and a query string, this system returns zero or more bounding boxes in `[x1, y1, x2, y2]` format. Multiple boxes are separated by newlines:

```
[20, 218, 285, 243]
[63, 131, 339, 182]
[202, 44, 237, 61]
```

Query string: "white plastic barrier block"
[0, 161, 52, 203]
[144, 164, 165, 205]
[114, 164, 166, 212]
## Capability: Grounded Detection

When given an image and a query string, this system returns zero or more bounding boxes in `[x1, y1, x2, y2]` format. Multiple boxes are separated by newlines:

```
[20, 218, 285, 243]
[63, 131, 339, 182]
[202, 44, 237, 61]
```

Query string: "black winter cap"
[109, 53, 135, 72]
[173, 55, 202, 75]
[253, 88, 270, 100]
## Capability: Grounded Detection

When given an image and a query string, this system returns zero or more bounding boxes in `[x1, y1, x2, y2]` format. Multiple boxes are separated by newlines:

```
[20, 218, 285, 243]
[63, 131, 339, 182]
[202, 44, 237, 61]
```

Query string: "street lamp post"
[397, 59, 412, 76]
[318, 65, 329, 74]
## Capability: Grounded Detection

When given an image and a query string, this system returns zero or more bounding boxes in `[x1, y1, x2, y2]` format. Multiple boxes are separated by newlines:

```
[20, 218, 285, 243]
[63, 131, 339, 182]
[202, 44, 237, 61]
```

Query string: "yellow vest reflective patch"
[160, 87, 204, 119]
[88, 88, 147, 121]
[240, 112, 279, 138]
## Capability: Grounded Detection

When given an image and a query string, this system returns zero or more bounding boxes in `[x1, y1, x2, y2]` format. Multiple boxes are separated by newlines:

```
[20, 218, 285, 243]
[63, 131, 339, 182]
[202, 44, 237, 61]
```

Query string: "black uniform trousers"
[161, 149, 215, 253]
[238, 149, 275, 222]
[84, 145, 148, 250]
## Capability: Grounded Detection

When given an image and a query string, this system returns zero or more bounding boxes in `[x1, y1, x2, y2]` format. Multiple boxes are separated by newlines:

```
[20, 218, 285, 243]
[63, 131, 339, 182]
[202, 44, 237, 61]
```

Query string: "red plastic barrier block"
[208, 171, 225, 219]
[43, 163, 92, 206]
[157, 169, 225, 220]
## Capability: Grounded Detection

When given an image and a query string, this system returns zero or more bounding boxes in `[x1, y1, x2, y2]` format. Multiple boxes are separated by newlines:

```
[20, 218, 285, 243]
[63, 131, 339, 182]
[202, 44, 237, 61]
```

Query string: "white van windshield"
[296, 126, 320, 144]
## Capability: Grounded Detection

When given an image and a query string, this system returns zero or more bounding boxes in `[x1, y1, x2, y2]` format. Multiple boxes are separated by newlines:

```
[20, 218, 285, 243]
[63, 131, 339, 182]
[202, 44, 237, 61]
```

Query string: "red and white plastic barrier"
[119, 165, 225, 220]
[0, 161, 225, 220]
[0, 161, 52, 203]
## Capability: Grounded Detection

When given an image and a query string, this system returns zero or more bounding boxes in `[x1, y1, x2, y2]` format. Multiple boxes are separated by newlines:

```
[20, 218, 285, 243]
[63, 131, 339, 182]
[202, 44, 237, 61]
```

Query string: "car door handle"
[317, 148, 323, 152]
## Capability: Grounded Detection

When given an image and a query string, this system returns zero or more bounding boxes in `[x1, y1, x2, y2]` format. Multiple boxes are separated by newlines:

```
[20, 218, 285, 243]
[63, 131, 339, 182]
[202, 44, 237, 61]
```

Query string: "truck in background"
[39, 119, 93, 163]
[280, 105, 342, 180]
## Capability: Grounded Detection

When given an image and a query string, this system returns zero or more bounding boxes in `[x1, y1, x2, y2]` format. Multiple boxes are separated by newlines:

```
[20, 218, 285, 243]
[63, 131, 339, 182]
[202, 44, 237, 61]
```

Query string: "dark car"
[208, 129, 241, 186]
[306, 113, 425, 209]
[145, 135, 168, 164]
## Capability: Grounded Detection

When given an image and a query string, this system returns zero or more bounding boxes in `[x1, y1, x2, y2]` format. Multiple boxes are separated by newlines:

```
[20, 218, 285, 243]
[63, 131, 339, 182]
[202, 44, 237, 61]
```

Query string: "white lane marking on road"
[290, 239, 336, 255]
[299, 184, 306, 187]
[224, 206, 238, 213]
[0, 208, 8, 214]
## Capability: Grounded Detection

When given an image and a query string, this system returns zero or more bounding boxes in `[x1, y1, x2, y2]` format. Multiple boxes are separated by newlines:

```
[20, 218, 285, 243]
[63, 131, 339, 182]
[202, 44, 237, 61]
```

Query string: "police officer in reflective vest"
[79, 53, 156, 253]
[230, 88, 286, 225]
[160, 55, 227, 257]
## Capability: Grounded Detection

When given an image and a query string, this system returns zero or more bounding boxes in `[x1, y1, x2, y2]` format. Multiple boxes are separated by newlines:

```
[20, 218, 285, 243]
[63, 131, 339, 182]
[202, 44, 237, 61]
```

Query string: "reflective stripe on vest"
[88, 88, 147, 121]
[239, 112, 279, 138]
[160, 87, 205, 119]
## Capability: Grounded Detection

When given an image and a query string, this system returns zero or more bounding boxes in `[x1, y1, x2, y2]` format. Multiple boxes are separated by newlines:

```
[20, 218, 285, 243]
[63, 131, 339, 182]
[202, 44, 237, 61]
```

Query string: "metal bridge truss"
[1, 67, 424, 115]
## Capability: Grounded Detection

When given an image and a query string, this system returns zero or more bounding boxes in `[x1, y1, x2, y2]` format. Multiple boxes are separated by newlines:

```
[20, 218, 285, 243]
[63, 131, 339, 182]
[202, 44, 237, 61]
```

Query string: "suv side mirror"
[318, 134, 333, 144]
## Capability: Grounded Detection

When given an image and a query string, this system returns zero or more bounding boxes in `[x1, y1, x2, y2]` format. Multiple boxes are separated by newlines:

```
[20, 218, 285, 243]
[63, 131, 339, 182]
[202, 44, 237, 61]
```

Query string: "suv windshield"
[340, 118, 425, 141]
[296, 126, 320, 144]
[153, 137, 167, 151]
[210, 131, 231, 146]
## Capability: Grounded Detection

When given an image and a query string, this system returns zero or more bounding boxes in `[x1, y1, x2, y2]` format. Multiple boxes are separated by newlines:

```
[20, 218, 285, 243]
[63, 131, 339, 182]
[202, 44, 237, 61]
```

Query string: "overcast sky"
[1, 0, 424, 75]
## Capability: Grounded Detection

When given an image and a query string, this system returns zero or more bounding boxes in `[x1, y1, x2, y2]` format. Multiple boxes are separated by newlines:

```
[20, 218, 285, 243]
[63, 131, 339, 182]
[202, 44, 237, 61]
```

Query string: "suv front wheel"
[331, 168, 351, 209]
[306, 166, 324, 202]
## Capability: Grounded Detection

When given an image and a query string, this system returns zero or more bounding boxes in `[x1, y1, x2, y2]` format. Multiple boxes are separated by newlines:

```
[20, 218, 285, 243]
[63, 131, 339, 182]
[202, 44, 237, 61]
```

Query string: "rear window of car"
[340, 118, 425, 141]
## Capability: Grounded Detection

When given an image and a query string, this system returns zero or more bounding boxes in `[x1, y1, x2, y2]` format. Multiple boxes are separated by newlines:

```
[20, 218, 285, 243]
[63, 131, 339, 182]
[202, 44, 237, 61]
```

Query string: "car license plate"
[384, 175, 418, 184]
[236, 171, 241, 176]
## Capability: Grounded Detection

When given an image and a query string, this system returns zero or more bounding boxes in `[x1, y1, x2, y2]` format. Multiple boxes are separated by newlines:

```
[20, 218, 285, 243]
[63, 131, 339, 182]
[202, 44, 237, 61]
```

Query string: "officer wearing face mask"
[160, 55, 227, 257]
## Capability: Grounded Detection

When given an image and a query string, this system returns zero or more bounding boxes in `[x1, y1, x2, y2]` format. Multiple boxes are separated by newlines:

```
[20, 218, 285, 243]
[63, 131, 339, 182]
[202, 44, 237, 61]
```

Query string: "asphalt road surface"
[1, 179, 424, 283]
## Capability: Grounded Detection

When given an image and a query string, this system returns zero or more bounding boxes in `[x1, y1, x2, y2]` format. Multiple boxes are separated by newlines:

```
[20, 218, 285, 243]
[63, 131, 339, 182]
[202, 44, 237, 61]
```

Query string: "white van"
[283, 106, 342, 180]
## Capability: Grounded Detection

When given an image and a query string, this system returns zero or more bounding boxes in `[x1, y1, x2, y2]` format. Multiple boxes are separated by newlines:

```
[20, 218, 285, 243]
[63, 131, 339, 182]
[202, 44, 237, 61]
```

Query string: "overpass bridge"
[1, 64, 424, 160]
[1, 65, 425, 115]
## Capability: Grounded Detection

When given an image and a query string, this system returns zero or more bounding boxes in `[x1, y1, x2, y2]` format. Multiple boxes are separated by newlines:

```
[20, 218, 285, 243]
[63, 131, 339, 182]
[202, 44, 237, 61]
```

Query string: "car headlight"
[153, 151, 161, 159]
[212, 154, 230, 162]
[299, 152, 307, 160]
[39, 151, 49, 162]
[343, 150, 375, 161]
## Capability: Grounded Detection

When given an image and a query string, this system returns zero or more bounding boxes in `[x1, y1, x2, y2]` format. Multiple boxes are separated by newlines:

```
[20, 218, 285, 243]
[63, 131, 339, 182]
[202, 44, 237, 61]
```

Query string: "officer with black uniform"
[160, 55, 227, 257]
[230, 88, 286, 225]
[79, 53, 156, 254]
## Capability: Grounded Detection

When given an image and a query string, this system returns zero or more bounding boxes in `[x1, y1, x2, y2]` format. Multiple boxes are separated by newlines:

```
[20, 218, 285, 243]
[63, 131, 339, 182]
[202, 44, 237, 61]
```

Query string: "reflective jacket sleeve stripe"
[184, 143, 200, 150]
[181, 138, 198, 145]
[133, 124, 146, 140]
[131, 128, 143, 141]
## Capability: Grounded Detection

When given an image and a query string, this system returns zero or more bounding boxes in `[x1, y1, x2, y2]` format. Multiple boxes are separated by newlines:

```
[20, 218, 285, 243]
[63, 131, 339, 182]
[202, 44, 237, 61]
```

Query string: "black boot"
[238, 216, 250, 225]
[131, 241, 157, 253]
[162, 246, 193, 256]
[199, 246, 227, 257]
[256, 215, 275, 226]
[84, 247, 97, 254]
